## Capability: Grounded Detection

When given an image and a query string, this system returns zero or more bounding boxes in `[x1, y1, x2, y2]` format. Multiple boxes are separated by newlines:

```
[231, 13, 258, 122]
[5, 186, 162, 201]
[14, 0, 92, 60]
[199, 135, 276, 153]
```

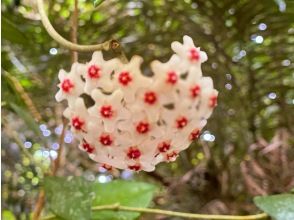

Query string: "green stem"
[43, 204, 268, 220]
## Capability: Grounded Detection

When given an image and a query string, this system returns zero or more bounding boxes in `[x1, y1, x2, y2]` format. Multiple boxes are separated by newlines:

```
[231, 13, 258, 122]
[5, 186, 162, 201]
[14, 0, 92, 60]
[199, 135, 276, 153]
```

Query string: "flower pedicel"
[55, 36, 218, 172]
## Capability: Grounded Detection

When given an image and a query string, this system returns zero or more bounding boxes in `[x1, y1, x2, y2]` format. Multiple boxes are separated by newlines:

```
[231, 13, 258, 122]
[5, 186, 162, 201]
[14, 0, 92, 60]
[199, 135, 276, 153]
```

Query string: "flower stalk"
[36, 0, 119, 52]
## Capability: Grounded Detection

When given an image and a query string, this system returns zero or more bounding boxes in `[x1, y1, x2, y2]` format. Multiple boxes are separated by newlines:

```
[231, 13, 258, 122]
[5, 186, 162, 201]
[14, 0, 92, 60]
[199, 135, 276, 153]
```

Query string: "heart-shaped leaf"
[44, 176, 93, 220]
[254, 194, 294, 220]
[91, 180, 156, 220]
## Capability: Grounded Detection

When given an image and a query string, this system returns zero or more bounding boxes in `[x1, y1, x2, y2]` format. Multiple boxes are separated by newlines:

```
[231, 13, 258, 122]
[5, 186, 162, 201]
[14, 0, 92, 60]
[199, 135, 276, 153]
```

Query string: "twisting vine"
[36, 1, 268, 219]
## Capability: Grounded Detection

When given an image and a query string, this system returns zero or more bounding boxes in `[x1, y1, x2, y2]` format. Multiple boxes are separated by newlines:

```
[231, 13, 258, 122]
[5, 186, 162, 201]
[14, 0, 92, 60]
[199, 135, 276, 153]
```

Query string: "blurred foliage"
[1, 0, 294, 219]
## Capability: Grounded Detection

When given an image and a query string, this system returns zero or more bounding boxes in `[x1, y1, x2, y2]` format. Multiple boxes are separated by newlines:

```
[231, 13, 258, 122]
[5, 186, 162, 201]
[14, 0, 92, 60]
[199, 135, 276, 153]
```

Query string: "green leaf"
[93, 0, 105, 7]
[91, 180, 156, 220]
[44, 176, 93, 220]
[1, 16, 29, 45]
[254, 194, 294, 220]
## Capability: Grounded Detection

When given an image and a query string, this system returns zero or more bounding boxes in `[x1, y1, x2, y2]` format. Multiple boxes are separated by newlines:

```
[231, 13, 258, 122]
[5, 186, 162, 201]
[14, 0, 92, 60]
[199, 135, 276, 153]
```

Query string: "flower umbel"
[55, 35, 218, 172]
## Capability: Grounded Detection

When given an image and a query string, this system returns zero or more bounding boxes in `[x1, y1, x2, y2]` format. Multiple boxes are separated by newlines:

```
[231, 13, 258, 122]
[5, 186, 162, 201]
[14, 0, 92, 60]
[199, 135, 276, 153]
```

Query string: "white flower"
[55, 63, 85, 107]
[55, 35, 218, 172]
[150, 55, 183, 107]
[171, 35, 208, 71]
[113, 56, 152, 103]
[117, 109, 162, 144]
[82, 52, 120, 94]
[63, 98, 90, 135]
[151, 54, 182, 90]
[88, 89, 130, 132]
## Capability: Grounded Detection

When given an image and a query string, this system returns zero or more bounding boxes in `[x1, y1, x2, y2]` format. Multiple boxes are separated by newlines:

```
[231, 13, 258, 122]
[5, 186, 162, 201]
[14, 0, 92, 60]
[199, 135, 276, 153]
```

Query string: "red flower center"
[72, 117, 84, 130]
[101, 164, 112, 171]
[61, 79, 74, 93]
[88, 65, 101, 79]
[144, 91, 157, 105]
[166, 151, 178, 160]
[189, 129, 200, 141]
[118, 71, 132, 86]
[100, 105, 113, 118]
[99, 134, 113, 146]
[136, 121, 150, 134]
[176, 116, 188, 129]
[82, 141, 95, 153]
[127, 147, 141, 159]
[158, 141, 171, 153]
[190, 85, 201, 98]
[166, 71, 178, 85]
[189, 48, 200, 62]
[128, 164, 141, 171]
[209, 95, 218, 108]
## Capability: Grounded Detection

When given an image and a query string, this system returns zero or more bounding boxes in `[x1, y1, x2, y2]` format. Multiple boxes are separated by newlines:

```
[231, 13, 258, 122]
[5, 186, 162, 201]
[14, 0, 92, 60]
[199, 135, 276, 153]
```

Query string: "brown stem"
[32, 190, 46, 220]
[32, 119, 67, 220]
[70, 0, 79, 63]
[111, 40, 128, 63]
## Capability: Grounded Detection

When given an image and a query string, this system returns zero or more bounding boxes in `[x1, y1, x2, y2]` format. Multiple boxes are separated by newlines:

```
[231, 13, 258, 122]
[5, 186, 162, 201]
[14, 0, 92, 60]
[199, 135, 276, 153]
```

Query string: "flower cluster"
[55, 35, 218, 172]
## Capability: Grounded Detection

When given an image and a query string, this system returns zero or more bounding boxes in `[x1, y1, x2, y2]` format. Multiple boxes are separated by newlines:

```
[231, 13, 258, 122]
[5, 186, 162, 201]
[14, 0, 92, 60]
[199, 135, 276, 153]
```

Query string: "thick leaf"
[44, 176, 93, 220]
[91, 180, 156, 220]
[254, 194, 294, 220]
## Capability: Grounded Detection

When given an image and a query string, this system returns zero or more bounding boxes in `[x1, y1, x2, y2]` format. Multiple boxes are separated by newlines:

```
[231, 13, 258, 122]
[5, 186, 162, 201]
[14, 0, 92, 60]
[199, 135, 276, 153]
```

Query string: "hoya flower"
[125, 138, 159, 172]
[171, 35, 208, 71]
[150, 55, 183, 106]
[55, 35, 218, 172]
[198, 88, 219, 119]
[159, 99, 207, 148]
[63, 98, 90, 135]
[178, 76, 214, 103]
[88, 89, 130, 132]
[55, 63, 85, 107]
[151, 54, 182, 91]
[113, 56, 152, 103]
[81, 51, 120, 93]
[118, 109, 162, 144]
